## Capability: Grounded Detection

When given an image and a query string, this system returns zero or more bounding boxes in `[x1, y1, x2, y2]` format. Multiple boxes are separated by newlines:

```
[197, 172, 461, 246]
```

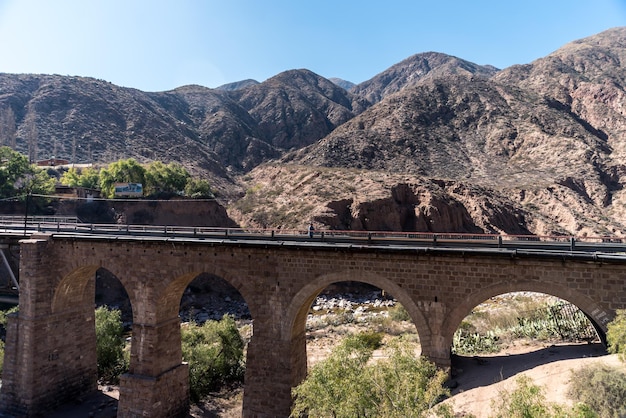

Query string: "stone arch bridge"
[0, 229, 625, 417]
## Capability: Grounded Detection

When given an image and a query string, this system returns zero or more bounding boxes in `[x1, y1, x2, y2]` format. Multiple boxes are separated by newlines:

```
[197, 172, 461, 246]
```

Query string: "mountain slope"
[285, 74, 610, 192]
[254, 28, 626, 235]
[0, 69, 367, 184]
[351, 51, 499, 104]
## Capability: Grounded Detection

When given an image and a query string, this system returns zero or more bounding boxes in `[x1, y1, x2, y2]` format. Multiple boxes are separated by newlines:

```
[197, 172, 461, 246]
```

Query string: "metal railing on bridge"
[1, 218, 626, 255]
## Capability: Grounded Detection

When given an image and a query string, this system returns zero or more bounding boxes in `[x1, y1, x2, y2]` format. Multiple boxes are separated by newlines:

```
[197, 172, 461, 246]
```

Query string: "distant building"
[54, 185, 101, 200]
[37, 157, 70, 167]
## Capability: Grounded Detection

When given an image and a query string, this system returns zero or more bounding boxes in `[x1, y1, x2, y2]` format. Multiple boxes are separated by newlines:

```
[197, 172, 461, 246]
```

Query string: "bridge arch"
[284, 269, 432, 385]
[51, 265, 100, 314]
[286, 270, 429, 341]
[51, 264, 133, 315]
[442, 280, 613, 353]
[157, 265, 257, 323]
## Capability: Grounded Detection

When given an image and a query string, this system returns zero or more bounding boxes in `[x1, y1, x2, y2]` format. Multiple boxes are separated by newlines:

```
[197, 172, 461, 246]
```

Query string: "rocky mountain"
[329, 78, 356, 91]
[215, 79, 260, 91]
[350, 51, 499, 104]
[264, 28, 626, 236]
[0, 69, 367, 191]
[1, 27, 625, 237]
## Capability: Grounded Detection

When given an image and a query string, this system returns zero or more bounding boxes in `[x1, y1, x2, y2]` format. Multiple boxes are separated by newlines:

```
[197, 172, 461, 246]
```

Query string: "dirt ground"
[46, 340, 624, 418]
[445, 341, 625, 416]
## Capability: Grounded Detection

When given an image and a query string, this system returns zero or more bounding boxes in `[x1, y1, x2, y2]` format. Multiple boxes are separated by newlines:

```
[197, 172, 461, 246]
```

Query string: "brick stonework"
[1, 235, 625, 417]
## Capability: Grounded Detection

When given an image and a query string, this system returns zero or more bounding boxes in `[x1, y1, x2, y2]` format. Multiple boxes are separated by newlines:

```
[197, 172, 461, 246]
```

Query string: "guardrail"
[1, 219, 625, 254]
[0, 215, 81, 224]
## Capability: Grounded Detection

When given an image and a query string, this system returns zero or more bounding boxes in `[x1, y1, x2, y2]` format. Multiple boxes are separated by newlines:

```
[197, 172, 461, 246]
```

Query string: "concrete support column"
[243, 333, 296, 418]
[0, 237, 97, 417]
[417, 301, 451, 369]
[118, 317, 189, 418]
[422, 335, 452, 369]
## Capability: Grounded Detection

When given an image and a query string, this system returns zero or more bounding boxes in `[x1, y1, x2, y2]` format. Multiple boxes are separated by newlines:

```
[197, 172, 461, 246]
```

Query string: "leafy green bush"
[184, 178, 214, 198]
[181, 315, 245, 403]
[568, 364, 626, 418]
[95, 306, 129, 383]
[0, 306, 18, 328]
[291, 333, 450, 417]
[607, 309, 626, 361]
[346, 330, 383, 350]
[60, 166, 100, 189]
[0, 147, 54, 199]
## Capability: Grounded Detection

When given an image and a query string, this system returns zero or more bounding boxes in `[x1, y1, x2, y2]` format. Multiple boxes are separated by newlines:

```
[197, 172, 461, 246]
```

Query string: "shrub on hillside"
[607, 309, 626, 361]
[568, 364, 626, 418]
[181, 315, 245, 403]
[490, 375, 595, 418]
[389, 304, 411, 321]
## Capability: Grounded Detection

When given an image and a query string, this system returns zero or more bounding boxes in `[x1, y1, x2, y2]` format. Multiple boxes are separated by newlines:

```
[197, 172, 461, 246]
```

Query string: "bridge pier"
[119, 364, 189, 418]
[118, 318, 189, 417]
[0, 237, 98, 416]
[415, 300, 452, 369]
[242, 329, 306, 418]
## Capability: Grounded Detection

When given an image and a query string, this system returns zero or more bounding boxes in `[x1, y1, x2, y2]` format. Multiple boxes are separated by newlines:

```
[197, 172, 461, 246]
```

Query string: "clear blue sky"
[0, 0, 624, 92]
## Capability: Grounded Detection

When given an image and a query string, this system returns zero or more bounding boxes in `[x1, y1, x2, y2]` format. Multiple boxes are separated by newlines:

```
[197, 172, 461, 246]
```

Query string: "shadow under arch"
[442, 280, 612, 352]
[155, 267, 257, 323]
[284, 270, 432, 385]
[51, 264, 134, 315]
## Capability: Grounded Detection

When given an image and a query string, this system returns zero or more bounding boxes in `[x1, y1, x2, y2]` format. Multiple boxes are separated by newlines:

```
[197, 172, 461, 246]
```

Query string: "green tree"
[607, 309, 626, 361]
[95, 306, 128, 382]
[291, 333, 451, 418]
[60, 166, 100, 189]
[184, 178, 214, 198]
[369, 341, 451, 417]
[99, 158, 146, 198]
[0, 147, 55, 211]
[181, 315, 245, 403]
[144, 161, 190, 196]
[0, 146, 32, 198]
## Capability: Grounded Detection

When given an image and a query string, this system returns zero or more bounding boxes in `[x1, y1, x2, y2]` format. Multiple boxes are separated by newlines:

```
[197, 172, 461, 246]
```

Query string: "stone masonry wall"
[1, 235, 625, 417]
